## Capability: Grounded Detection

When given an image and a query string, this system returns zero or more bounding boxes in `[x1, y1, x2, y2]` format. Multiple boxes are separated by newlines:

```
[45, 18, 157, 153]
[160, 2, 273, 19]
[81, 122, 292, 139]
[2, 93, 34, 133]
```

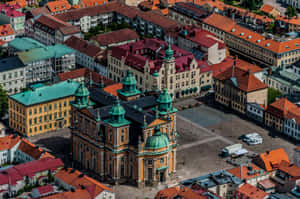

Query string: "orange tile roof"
[194, 0, 224, 11]
[278, 160, 300, 179]
[18, 138, 44, 160]
[256, 148, 290, 172]
[296, 146, 300, 151]
[214, 66, 267, 92]
[0, 24, 14, 37]
[276, 15, 300, 26]
[227, 163, 266, 180]
[260, 4, 275, 14]
[104, 83, 122, 96]
[6, 0, 26, 8]
[79, 0, 107, 8]
[55, 168, 113, 197]
[155, 186, 206, 199]
[203, 13, 236, 32]
[236, 183, 269, 199]
[205, 13, 300, 54]
[0, 135, 20, 151]
[257, 179, 276, 190]
[285, 107, 300, 124]
[46, 0, 71, 13]
[266, 97, 298, 118]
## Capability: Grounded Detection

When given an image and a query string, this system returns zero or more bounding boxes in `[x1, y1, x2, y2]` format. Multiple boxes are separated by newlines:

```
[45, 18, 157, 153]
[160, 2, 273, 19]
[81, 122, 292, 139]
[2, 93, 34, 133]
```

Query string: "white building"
[284, 111, 300, 141]
[0, 56, 26, 95]
[246, 102, 266, 123]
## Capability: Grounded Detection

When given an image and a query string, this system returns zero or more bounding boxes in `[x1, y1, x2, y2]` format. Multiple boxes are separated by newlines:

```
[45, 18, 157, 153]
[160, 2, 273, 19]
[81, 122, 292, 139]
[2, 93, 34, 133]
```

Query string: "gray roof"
[0, 57, 25, 73]
[180, 170, 242, 188]
[269, 193, 293, 199]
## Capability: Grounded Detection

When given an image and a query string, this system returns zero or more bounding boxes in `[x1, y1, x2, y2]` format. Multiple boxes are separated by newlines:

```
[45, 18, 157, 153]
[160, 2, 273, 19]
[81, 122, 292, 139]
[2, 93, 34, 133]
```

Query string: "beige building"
[203, 13, 300, 67]
[108, 38, 201, 98]
[214, 64, 268, 114]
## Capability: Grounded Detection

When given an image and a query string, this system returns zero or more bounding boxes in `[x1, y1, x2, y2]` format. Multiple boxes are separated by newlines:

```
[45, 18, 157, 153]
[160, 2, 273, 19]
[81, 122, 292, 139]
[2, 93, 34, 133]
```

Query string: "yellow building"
[8, 80, 79, 137]
[71, 71, 177, 187]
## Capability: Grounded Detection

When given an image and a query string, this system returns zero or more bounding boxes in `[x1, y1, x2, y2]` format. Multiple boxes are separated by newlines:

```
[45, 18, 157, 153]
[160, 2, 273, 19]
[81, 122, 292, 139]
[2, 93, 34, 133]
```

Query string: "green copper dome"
[122, 70, 136, 86]
[110, 99, 125, 117]
[118, 70, 141, 97]
[157, 88, 172, 104]
[153, 70, 159, 77]
[164, 44, 174, 60]
[145, 126, 169, 149]
[75, 81, 90, 97]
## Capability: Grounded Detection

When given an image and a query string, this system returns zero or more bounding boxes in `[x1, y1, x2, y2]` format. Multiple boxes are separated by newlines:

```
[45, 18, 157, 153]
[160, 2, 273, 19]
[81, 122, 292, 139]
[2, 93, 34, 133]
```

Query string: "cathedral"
[70, 69, 177, 187]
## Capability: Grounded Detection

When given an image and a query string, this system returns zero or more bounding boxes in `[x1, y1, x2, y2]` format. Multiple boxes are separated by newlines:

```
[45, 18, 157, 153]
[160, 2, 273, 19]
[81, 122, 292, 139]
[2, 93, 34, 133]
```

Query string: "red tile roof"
[227, 163, 266, 180]
[41, 189, 92, 199]
[18, 138, 44, 160]
[266, 97, 298, 118]
[30, 7, 51, 17]
[194, 0, 225, 11]
[155, 186, 206, 199]
[260, 4, 275, 14]
[58, 68, 114, 86]
[214, 65, 267, 92]
[0, 4, 24, 17]
[236, 183, 268, 199]
[257, 179, 276, 190]
[35, 185, 54, 195]
[46, 0, 71, 13]
[55, 168, 113, 198]
[64, 36, 101, 57]
[255, 148, 290, 172]
[278, 160, 300, 179]
[276, 15, 300, 26]
[58, 25, 80, 35]
[35, 14, 71, 31]
[91, 28, 139, 47]
[6, 0, 26, 8]
[203, 13, 236, 32]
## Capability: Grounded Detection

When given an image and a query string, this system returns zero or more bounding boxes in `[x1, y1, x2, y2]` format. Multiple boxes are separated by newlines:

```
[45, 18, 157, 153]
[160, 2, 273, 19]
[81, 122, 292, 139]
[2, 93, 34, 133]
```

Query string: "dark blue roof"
[0, 57, 25, 72]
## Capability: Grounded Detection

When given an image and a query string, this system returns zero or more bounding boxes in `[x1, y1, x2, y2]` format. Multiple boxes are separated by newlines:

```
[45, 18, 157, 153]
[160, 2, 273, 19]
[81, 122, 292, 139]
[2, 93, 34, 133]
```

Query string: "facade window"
[160, 157, 164, 164]
[148, 160, 152, 165]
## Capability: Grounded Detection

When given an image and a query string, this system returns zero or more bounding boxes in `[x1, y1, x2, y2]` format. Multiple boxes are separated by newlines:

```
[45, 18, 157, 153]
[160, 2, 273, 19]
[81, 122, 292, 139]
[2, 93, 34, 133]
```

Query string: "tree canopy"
[285, 6, 297, 18]
[0, 85, 8, 118]
[268, 88, 282, 105]
[241, 0, 263, 11]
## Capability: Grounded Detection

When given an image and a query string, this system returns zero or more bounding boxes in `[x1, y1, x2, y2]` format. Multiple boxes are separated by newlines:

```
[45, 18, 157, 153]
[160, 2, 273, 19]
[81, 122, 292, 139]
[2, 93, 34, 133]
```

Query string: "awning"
[201, 85, 211, 91]
[156, 166, 168, 171]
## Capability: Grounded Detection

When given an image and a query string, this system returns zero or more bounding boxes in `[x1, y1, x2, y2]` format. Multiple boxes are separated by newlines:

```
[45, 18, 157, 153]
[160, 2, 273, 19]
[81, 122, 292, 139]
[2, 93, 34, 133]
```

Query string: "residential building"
[71, 73, 177, 187]
[138, 0, 168, 16]
[54, 168, 115, 199]
[260, 4, 280, 17]
[0, 157, 63, 197]
[54, 1, 178, 39]
[6, 0, 26, 8]
[0, 134, 54, 165]
[246, 103, 266, 123]
[8, 80, 79, 136]
[31, 185, 54, 198]
[275, 15, 300, 33]
[45, 0, 71, 15]
[257, 179, 276, 193]
[0, 4, 25, 35]
[227, 164, 268, 186]
[25, 14, 81, 45]
[108, 38, 201, 98]
[0, 56, 26, 95]
[168, 3, 209, 26]
[262, 66, 300, 96]
[295, 147, 300, 167]
[155, 186, 207, 199]
[169, 26, 227, 64]
[265, 97, 298, 133]
[213, 64, 268, 114]
[202, 13, 300, 67]
[253, 148, 290, 174]
[180, 170, 243, 199]
[16, 44, 76, 84]
[271, 160, 300, 193]
[0, 24, 15, 44]
[91, 28, 139, 50]
[0, 122, 6, 137]
[283, 105, 300, 141]
[64, 36, 107, 76]
[234, 183, 269, 199]
[57, 67, 115, 87]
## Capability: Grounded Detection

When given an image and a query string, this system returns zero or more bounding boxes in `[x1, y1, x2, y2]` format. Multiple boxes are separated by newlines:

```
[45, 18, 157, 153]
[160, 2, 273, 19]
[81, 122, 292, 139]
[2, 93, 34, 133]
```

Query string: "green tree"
[0, 85, 8, 118]
[285, 6, 297, 17]
[266, 22, 275, 33]
[268, 88, 282, 105]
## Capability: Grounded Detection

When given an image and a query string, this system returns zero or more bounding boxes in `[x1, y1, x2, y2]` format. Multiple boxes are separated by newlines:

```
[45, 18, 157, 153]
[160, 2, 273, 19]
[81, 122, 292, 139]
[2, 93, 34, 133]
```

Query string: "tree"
[268, 88, 282, 105]
[266, 22, 275, 33]
[0, 85, 8, 118]
[285, 6, 297, 18]
[241, 0, 263, 10]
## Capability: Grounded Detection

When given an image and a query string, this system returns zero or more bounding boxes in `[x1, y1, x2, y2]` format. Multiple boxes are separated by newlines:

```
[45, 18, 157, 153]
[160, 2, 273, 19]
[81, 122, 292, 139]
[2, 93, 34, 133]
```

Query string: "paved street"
[26, 103, 297, 199]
